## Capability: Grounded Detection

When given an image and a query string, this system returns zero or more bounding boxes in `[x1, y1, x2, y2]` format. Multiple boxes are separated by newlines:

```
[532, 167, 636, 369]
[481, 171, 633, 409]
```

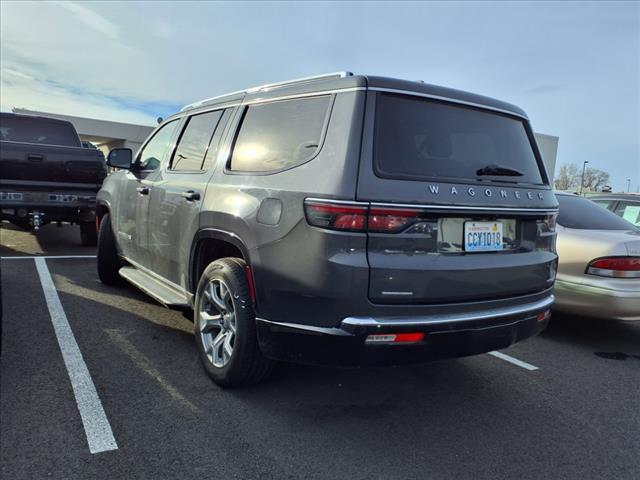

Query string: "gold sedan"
[554, 192, 640, 320]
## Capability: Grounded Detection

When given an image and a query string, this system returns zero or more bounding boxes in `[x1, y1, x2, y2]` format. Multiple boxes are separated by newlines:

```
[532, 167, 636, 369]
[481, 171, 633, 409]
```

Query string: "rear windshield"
[0, 116, 80, 147]
[374, 93, 544, 185]
[557, 194, 638, 230]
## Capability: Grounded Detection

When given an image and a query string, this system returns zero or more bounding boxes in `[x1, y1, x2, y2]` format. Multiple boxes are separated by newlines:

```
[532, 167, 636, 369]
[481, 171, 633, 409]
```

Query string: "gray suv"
[97, 72, 558, 386]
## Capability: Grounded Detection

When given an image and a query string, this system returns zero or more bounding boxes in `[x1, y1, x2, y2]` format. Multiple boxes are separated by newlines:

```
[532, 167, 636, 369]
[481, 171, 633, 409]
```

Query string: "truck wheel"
[80, 221, 98, 246]
[194, 258, 275, 387]
[97, 214, 122, 285]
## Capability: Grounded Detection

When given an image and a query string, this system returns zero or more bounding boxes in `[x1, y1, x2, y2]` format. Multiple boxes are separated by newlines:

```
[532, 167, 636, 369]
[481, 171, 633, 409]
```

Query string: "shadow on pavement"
[1, 221, 94, 257]
[542, 312, 640, 358]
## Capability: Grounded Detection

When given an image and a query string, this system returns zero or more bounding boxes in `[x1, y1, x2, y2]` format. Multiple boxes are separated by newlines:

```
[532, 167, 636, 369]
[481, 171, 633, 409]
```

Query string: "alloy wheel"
[198, 279, 236, 368]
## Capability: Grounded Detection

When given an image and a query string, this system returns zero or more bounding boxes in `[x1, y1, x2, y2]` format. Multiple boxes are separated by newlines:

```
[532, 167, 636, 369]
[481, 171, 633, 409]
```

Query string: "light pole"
[579, 161, 589, 196]
[627, 178, 631, 193]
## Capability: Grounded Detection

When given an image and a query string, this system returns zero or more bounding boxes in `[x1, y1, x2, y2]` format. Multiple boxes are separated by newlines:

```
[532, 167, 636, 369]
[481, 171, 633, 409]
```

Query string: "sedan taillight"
[586, 257, 640, 278]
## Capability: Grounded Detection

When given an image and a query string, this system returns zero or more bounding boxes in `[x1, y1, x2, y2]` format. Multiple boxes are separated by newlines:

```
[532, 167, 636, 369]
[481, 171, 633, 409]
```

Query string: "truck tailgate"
[0, 141, 106, 187]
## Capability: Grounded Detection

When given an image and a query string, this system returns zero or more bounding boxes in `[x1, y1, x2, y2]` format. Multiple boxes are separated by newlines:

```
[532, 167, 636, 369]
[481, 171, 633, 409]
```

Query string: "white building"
[13, 108, 154, 158]
[12, 108, 559, 182]
[534, 133, 559, 182]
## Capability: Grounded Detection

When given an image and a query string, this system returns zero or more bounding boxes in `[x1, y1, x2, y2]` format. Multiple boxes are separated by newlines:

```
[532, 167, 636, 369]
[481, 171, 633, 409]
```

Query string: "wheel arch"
[96, 200, 111, 222]
[189, 229, 252, 295]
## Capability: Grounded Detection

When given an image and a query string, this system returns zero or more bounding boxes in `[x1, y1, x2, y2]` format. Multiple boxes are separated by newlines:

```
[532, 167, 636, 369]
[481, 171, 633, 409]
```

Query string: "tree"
[553, 163, 611, 192]
[554, 163, 579, 190]
[582, 168, 610, 191]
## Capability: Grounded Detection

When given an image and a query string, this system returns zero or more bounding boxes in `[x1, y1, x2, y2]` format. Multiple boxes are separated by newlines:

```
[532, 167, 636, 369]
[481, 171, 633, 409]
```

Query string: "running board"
[119, 266, 189, 309]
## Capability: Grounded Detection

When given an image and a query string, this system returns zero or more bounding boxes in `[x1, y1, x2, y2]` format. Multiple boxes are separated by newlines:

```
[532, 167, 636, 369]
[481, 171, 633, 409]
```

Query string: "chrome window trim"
[180, 87, 366, 116]
[244, 88, 364, 106]
[369, 87, 529, 120]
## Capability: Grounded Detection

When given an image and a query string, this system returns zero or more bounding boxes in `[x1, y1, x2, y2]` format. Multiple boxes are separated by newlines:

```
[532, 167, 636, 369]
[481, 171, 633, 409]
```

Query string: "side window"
[202, 109, 233, 170]
[170, 110, 223, 171]
[229, 96, 331, 172]
[614, 201, 640, 226]
[592, 199, 614, 210]
[138, 120, 180, 171]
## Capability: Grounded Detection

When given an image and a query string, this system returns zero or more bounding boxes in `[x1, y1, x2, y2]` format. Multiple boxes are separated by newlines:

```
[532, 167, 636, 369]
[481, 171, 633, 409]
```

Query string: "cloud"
[0, 74, 159, 126]
[1, 67, 35, 81]
[56, 0, 119, 40]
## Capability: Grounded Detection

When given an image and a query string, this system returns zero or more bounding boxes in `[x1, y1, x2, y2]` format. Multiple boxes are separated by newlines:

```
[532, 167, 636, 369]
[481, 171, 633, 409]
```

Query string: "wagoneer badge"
[428, 185, 544, 200]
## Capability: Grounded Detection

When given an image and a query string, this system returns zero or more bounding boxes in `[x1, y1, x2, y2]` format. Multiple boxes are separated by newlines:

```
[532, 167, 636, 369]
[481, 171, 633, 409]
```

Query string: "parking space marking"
[34, 257, 118, 454]
[1, 255, 97, 260]
[488, 351, 539, 371]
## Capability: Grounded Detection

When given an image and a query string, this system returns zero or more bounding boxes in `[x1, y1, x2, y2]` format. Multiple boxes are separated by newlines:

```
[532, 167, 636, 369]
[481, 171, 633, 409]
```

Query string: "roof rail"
[247, 71, 353, 93]
[181, 71, 353, 112]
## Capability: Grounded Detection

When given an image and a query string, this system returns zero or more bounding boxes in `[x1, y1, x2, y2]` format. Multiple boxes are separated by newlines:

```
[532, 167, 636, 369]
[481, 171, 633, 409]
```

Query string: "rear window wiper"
[476, 164, 524, 177]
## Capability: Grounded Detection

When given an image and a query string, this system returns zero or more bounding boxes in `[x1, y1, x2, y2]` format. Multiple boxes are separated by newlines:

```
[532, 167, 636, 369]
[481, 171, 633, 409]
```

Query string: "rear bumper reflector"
[365, 332, 425, 344]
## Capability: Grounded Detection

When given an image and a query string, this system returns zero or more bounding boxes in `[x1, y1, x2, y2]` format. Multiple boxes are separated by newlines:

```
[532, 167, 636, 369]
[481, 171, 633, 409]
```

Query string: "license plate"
[464, 221, 503, 252]
[0, 192, 23, 201]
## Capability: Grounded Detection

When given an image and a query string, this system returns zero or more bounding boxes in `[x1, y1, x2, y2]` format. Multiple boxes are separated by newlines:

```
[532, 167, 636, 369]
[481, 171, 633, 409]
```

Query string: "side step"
[119, 266, 189, 309]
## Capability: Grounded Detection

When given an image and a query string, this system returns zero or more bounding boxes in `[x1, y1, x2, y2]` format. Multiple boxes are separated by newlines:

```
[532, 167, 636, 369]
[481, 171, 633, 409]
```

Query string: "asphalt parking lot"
[1, 222, 639, 480]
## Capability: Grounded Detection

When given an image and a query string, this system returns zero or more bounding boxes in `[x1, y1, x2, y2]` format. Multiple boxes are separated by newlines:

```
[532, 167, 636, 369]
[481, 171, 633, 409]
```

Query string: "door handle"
[136, 186, 150, 195]
[27, 154, 44, 162]
[180, 191, 200, 201]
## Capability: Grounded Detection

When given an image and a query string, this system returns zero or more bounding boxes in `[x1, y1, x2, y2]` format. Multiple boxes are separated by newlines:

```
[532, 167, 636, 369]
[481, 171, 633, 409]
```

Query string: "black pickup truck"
[0, 112, 107, 245]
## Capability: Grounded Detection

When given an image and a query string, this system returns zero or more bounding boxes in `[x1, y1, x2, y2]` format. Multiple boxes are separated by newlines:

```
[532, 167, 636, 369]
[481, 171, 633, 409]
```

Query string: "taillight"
[537, 213, 557, 233]
[586, 257, 640, 278]
[368, 208, 421, 233]
[304, 201, 367, 232]
[304, 200, 430, 233]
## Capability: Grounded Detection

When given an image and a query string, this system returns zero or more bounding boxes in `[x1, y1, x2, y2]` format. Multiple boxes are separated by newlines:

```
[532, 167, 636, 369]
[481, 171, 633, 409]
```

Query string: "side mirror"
[107, 148, 133, 169]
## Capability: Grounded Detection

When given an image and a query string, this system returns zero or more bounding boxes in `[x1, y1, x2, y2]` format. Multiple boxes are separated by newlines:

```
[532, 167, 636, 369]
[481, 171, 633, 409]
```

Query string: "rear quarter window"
[374, 93, 544, 185]
[229, 96, 331, 173]
[0, 116, 80, 147]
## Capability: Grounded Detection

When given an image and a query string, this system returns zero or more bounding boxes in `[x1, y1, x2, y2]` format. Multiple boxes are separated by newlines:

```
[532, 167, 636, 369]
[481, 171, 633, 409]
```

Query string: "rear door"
[357, 91, 558, 304]
[146, 109, 231, 287]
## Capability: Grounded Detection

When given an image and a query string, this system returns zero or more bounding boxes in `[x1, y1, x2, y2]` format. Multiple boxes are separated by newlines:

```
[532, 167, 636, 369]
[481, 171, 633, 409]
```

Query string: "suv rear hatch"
[356, 91, 558, 304]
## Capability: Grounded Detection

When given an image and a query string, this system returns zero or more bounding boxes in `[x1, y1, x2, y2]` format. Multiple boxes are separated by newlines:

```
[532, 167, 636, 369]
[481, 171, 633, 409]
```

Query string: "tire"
[80, 220, 98, 246]
[97, 214, 122, 285]
[194, 258, 275, 387]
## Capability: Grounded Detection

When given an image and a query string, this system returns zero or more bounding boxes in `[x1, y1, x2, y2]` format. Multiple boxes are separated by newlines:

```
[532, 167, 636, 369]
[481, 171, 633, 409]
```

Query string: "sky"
[1, 1, 638, 191]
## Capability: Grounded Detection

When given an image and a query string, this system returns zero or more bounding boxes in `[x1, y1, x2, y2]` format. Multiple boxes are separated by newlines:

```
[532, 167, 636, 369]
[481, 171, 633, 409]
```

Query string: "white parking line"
[1, 255, 96, 260]
[488, 351, 539, 371]
[34, 257, 118, 454]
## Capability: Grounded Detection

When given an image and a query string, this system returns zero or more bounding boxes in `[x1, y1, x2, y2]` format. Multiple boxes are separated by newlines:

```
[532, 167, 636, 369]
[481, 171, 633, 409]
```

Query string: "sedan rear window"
[0, 115, 80, 147]
[557, 195, 638, 230]
[374, 93, 544, 185]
